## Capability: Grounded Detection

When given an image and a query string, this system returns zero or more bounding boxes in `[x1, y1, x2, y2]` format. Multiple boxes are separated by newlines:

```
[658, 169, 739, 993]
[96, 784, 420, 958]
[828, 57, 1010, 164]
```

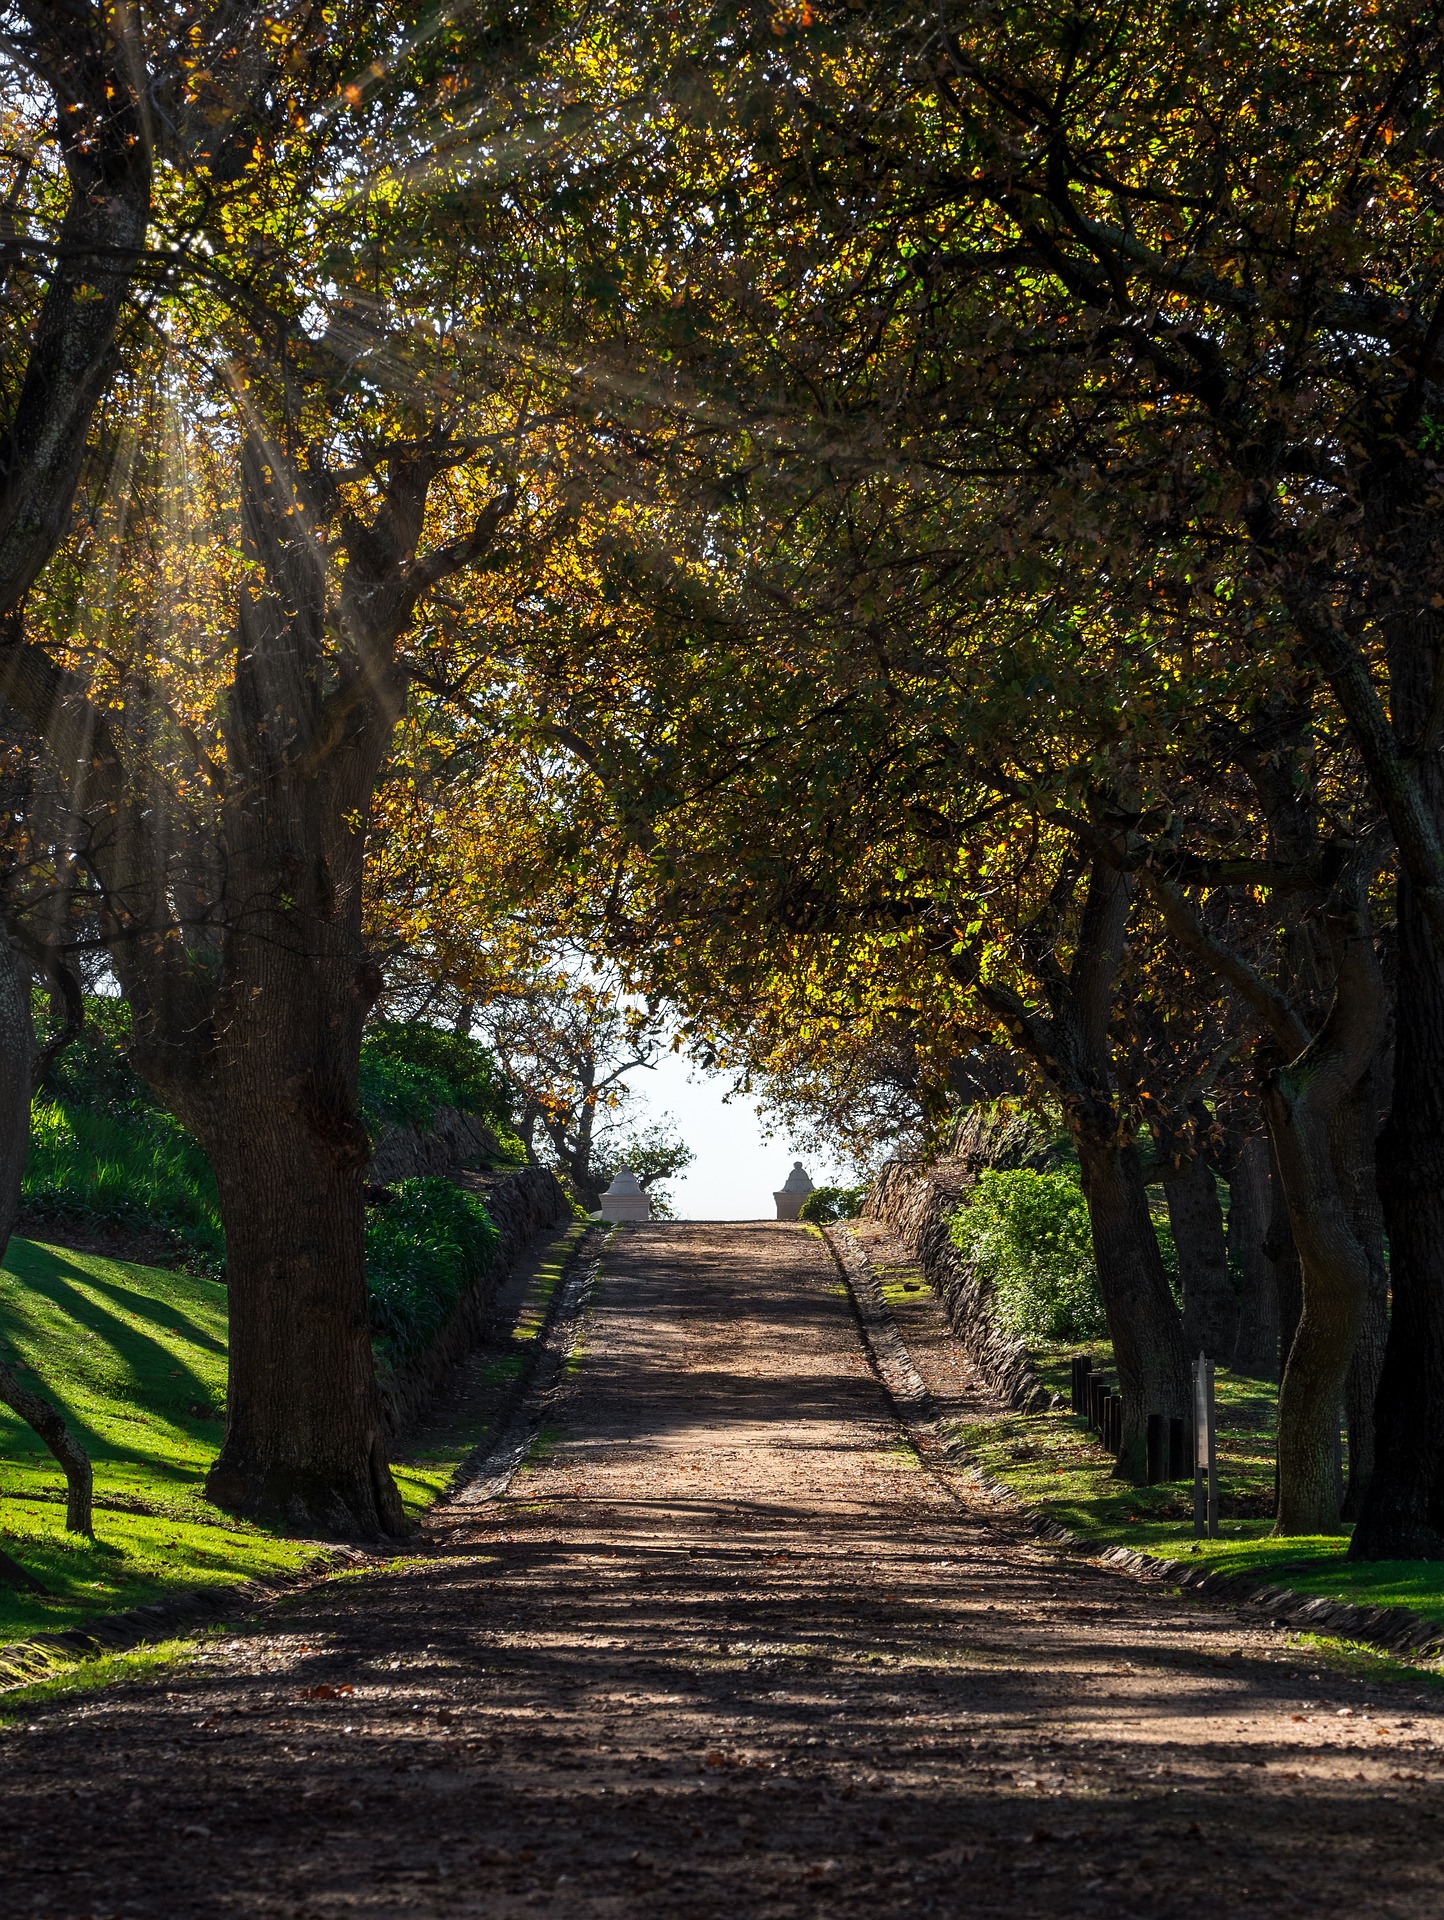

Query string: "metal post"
[1206, 1361, 1219, 1539]
[1193, 1351, 1219, 1538]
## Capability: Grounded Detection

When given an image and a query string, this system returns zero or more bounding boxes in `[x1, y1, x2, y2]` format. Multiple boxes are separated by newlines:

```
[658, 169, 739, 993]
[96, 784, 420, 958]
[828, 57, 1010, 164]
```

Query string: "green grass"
[955, 1339, 1444, 1635]
[0, 1227, 574, 1650]
[0, 1239, 325, 1644]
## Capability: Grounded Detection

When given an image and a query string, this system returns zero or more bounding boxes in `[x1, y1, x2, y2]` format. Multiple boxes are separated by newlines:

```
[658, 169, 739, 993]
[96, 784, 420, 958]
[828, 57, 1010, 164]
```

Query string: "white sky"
[623, 1044, 854, 1220]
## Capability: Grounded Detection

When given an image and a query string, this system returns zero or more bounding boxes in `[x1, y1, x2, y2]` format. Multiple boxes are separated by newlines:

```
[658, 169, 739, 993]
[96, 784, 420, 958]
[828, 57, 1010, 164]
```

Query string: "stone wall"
[862, 1157, 1052, 1412]
[380, 1162, 571, 1435]
[369, 1106, 502, 1183]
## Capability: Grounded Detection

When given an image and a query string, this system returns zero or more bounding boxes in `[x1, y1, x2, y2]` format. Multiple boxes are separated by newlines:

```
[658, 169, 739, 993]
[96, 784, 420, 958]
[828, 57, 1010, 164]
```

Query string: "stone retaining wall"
[369, 1106, 502, 1182]
[862, 1157, 1052, 1412]
[380, 1163, 570, 1435]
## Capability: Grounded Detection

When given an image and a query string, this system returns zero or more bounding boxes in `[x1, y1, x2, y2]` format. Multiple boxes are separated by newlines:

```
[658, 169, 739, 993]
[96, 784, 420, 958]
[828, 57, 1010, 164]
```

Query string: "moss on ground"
[953, 1338, 1444, 1634]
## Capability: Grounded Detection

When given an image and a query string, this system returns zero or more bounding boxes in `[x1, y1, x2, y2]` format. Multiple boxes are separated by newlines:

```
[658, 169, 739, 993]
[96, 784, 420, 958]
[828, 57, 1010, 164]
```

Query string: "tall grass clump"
[24, 1101, 226, 1267]
[949, 1166, 1106, 1342]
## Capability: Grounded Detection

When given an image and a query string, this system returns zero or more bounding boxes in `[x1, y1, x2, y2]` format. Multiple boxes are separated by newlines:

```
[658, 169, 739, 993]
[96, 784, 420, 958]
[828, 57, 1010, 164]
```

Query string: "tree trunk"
[0, 926, 93, 1536]
[201, 1096, 404, 1538]
[1334, 1075, 1389, 1521]
[1266, 1053, 1375, 1537]
[1227, 1132, 1280, 1379]
[1266, 1133, 1303, 1378]
[0, 1355, 93, 1536]
[1162, 1153, 1236, 1364]
[1353, 873, 1444, 1557]
[1075, 1132, 1191, 1478]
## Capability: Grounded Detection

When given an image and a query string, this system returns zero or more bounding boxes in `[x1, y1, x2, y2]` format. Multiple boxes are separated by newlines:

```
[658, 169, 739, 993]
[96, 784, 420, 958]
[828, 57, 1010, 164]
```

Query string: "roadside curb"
[1099, 1545, 1444, 1660]
[824, 1222, 1444, 1669]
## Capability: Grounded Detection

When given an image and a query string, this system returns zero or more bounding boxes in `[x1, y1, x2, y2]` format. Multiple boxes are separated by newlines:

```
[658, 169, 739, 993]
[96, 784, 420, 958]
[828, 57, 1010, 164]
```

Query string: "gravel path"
[3, 1221, 1443, 1918]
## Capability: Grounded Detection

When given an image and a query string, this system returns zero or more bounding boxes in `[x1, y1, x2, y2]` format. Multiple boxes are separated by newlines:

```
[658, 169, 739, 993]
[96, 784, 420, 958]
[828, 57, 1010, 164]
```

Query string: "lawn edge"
[822, 1221, 1444, 1671]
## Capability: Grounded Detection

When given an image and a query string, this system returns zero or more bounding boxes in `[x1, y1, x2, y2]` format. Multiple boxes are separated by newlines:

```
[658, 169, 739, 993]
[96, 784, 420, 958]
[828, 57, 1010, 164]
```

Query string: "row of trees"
[447, 0, 1444, 1554]
[6, 2, 1444, 1559]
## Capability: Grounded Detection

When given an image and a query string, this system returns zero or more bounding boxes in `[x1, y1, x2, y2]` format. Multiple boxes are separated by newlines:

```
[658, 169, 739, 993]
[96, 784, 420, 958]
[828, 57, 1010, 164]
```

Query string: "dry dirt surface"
[4, 1222, 1444, 1919]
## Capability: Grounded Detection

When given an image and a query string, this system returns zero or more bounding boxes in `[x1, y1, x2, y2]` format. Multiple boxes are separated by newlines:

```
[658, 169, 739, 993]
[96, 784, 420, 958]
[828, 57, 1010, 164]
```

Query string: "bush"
[949, 1167, 1106, 1342]
[365, 1176, 499, 1363]
[360, 1020, 512, 1133]
[798, 1183, 867, 1225]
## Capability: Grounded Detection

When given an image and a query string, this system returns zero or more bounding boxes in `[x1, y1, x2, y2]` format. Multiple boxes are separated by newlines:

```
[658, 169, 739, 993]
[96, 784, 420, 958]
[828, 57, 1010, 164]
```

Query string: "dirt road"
[2, 1222, 1442, 1918]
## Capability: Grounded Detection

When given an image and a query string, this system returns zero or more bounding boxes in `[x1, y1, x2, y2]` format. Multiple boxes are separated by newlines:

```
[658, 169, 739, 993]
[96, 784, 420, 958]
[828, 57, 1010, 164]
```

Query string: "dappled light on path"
[1, 1223, 1441, 1916]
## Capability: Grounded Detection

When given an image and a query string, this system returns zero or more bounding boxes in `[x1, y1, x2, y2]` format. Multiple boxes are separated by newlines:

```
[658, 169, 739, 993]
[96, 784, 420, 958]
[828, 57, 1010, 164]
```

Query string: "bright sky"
[624, 1044, 855, 1220]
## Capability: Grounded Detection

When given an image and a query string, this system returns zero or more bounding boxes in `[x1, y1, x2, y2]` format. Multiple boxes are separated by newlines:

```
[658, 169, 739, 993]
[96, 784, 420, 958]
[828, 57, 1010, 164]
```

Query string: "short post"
[1072, 1354, 1093, 1416]
[1193, 1351, 1218, 1539]
[1107, 1393, 1123, 1457]
[1146, 1412, 1166, 1485]
[1091, 1377, 1108, 1434]
[1168, 1414, 1189, 1481]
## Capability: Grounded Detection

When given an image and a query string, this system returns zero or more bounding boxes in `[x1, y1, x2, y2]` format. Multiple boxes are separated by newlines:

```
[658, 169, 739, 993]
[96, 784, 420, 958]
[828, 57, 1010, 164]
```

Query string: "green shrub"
[949, 1167, 1106, 1342]
[798, 1183, 867, 1225]
[365, 1176, 499, 1363]
[360, 1021, 512, 1133]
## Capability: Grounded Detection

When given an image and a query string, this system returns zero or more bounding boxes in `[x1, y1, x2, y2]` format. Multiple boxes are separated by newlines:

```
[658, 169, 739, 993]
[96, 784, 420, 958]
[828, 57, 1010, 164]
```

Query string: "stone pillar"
[774, 1161, 814, 1221]
[600, 1168, 651, 1222]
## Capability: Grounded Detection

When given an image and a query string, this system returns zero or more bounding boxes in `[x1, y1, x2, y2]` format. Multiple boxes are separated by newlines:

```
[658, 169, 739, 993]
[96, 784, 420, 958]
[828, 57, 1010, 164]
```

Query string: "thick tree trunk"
[1075, 1133, 1191, 1479]
[1353, 876, 1444, 1557]
[1266, 1134, 1303, 1378]
[1162, 1153, 1236, 1364]
[1334, 1076, 1388, 1520]
[1227, 1132, 1280, 1379]
[1266, 1049, 1376, 1537]
[202, 1102, 402, 1537]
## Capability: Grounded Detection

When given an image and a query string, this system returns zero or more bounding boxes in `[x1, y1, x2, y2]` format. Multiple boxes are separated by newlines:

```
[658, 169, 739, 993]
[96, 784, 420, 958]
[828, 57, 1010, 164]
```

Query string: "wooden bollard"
[1146, 1412, 1166, 1484]
[1107, 1392, 1123, 1456]
[1072, 1354, 1093, 1416]
[1091, 1377, 1108, 1433]
[1168, 1414, 1189, 1481]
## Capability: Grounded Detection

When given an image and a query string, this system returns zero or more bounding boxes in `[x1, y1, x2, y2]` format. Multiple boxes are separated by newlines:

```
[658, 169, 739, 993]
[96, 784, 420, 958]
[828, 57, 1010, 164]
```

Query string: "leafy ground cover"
[954, 1338, 1444, 1633]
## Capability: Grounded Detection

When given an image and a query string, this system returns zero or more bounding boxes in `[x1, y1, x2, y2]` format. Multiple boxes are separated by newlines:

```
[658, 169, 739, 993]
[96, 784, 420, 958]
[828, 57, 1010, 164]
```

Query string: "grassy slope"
[0, 1239, 317, 1641]
[0, 1228, 582, 1646]
[955, 1334, 1444, 1631]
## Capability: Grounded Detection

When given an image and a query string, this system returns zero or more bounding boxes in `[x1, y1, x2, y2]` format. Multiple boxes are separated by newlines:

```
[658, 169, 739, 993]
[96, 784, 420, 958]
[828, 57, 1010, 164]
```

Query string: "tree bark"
[1334, 1074, 1389, 1520]
[1075, 1131, 1191, 1473]
[976, 851, 1189, 1477]
[1226, 1131, 1280, 1380]
[1264, 886, 1383, 1537]
[1265, 1133, 1303, 1378]
[1353, 871, 1444, 1556]
[0, 926, 92, 1534]
[0, 12, 152, 614]
[201, 1105, 401, 1536]
[1161, 1151, 1236, 1365]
